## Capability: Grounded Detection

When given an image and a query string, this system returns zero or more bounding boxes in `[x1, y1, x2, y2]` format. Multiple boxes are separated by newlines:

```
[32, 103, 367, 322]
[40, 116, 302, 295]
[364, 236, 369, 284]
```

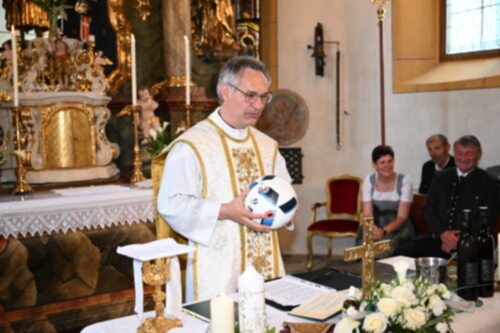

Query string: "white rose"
[403, 308, 426, 330]
[334, 317, 360, 333]
[377, 298, 398, 318]
[391, 286, 417, 307]
[429, 295, 446, 316]
[436, 322, 449, 333]
[438, 284, 451, 299]
[362, 313, 387, 333]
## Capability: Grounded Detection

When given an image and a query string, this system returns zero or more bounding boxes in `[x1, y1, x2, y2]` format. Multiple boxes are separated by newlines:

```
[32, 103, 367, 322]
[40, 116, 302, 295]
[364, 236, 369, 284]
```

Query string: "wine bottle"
[457, 209, 479, 301]
[477, 207, 494, 297]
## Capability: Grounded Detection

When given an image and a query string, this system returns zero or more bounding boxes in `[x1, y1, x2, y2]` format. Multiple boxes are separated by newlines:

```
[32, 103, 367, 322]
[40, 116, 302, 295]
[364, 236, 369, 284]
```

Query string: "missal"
[264, 275, 334, 310]
[289, 289, 349, 321]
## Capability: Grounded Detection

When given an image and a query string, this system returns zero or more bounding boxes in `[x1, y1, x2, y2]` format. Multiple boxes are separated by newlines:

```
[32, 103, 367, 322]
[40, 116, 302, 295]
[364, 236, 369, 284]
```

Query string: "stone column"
[161, 0, 191, 86]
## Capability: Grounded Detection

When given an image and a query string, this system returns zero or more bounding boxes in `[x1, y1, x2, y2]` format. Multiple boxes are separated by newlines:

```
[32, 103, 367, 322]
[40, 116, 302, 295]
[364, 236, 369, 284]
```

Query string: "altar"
[82, 284, 500, 333]
[0, 184, 156, 332]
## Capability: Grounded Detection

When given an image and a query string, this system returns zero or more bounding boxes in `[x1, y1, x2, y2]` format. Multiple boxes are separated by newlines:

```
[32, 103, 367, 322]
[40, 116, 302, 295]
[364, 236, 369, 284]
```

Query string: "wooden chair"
[306, 174, 362, 270]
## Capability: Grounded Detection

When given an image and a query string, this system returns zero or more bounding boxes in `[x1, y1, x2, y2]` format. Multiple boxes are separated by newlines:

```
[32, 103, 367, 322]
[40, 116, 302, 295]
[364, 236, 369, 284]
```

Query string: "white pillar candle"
[11, 26, 19, 107]
[89, 35, 95, 43]
[184, 35, 191, 105]
[238, 265, 266, 333]
[210, 293, 234, 333]
[131, 34, 137, 106]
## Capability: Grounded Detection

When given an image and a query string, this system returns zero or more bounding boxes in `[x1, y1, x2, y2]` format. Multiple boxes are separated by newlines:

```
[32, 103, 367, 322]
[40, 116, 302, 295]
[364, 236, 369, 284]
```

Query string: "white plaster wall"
[277, 0, 500, 255]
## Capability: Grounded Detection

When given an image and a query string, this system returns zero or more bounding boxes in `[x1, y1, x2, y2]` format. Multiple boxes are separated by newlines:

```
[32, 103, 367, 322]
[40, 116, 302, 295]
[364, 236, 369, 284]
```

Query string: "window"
[442, 0, 500, 58]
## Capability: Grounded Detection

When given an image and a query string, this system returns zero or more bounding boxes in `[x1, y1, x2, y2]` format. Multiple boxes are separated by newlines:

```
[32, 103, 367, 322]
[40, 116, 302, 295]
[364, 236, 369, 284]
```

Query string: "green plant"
[143, 122, 183, 157]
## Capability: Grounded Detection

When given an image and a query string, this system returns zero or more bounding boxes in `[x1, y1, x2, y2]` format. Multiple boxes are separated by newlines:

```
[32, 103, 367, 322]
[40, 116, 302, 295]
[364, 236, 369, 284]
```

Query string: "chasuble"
[157, 110, 290, 302]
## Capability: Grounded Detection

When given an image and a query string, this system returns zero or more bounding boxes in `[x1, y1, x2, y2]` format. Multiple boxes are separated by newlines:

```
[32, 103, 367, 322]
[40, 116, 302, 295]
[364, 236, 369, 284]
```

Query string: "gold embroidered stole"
[208, 119, 283, 280]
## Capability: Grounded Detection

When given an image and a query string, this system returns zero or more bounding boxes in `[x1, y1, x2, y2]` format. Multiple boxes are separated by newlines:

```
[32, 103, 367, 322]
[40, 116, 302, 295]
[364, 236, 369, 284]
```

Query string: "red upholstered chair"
[306, 174, 362, 270]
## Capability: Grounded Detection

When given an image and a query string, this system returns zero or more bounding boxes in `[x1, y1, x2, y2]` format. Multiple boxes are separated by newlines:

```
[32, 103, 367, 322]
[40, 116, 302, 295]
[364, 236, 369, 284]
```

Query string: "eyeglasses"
[228, 84, 273, 104]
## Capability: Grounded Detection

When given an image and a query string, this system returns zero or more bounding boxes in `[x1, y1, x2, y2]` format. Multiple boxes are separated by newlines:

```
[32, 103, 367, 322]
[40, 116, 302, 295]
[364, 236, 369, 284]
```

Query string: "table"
[82, 292, 500, 333]
[0, 184, 156, 332]
[0, 184, 154, 237]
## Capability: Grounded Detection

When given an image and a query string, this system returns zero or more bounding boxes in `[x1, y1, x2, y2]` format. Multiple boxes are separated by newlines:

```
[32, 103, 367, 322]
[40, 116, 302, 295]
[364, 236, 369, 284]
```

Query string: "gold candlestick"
[138, 258, 182, 333]
[118, 104, 145, 183]
[185, 104, 191, 128]
[344, 217, 391, 298]
[12, 106, 33, 195]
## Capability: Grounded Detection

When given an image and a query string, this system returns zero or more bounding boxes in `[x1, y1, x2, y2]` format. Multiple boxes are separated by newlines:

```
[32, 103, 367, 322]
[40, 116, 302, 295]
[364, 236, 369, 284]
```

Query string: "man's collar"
[210, 108, 248, 139]
[456, 167, 474, 178]
[435, 155, 450, 171]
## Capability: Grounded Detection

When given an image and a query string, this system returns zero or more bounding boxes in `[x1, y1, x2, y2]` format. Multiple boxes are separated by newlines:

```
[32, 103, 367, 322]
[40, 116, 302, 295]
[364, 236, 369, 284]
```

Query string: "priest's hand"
[218, 189, 270, 232]
[440, 230, 460, 253]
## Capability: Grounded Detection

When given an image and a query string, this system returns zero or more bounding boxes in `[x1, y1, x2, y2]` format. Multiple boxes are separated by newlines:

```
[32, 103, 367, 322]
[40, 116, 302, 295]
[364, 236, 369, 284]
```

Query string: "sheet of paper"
[264, 275, 334, 307]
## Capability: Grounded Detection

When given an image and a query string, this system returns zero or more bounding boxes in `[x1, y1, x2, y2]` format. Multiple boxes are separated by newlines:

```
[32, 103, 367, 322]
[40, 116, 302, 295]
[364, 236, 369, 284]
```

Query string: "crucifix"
[344, 217, 391, 298]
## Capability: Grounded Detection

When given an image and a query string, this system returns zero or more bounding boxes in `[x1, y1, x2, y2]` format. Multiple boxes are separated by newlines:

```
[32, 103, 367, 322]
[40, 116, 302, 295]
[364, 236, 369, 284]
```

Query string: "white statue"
[138, 87, 161, 142]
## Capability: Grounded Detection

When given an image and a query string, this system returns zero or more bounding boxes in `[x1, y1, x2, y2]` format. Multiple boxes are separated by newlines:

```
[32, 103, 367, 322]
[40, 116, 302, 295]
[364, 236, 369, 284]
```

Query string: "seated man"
[419, 134, 455, 194]
[396, 135, 498, 258]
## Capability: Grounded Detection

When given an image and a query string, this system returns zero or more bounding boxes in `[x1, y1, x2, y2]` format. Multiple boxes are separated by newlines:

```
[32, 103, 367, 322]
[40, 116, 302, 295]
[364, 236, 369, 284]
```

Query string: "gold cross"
[344, 217, 391, 298]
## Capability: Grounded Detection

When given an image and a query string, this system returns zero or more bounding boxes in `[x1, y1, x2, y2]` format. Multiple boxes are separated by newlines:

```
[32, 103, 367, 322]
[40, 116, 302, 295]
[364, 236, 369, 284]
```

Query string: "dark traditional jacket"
[418, 156, 455, 194]
[424, 167, 498, 237]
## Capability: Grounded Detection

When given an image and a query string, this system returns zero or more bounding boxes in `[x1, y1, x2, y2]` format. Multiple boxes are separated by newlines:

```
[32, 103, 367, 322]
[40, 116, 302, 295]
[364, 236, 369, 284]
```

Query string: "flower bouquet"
[335, 262, 454, 333]
[143, 121, 184, 157]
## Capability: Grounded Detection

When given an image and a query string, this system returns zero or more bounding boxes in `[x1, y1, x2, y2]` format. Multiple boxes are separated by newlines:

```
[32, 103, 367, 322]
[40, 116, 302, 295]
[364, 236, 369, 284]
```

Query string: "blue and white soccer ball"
[244, 175, 298, 229]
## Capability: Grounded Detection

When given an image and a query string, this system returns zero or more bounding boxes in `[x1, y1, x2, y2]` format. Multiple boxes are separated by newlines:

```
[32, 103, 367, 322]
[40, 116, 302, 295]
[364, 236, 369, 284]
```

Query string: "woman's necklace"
[376, 174, 396, 192]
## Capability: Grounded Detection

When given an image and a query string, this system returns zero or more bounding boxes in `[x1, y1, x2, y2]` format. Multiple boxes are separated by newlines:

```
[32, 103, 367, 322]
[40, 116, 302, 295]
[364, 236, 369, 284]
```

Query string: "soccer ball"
[244, 175, 298, 229]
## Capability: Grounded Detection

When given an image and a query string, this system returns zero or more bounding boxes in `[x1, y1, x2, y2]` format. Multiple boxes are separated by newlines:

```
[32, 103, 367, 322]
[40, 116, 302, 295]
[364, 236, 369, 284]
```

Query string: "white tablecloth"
[82, 292, 500, 333]
[0, 184, 154, 238]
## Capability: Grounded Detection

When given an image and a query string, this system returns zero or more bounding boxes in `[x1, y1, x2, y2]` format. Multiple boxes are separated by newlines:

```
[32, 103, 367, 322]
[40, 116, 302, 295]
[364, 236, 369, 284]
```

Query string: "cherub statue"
[138, 87, 161, 143]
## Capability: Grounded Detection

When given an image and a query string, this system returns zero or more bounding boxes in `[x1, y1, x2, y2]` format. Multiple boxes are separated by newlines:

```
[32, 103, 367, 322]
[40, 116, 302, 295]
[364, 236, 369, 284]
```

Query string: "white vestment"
[158, 110, 290, 302]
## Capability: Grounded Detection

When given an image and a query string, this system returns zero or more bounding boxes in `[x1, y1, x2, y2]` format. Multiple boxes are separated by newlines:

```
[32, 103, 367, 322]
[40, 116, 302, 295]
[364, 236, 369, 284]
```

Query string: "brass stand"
[138, 258, 182, 333]
[118, 105, 145, 183]
[185, 104, 191, 128]
[344, 217, 391, 298]
[12, 106, 33, 195]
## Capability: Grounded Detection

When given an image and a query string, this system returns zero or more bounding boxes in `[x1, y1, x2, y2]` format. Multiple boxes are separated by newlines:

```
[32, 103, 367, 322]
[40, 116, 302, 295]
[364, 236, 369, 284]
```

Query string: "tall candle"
[131, 34, 137, 106]
[238, 265, 266, 333]
[11, 26, 19, 107]
[184, 35, 191, 105]
[210, 293, 234, 333]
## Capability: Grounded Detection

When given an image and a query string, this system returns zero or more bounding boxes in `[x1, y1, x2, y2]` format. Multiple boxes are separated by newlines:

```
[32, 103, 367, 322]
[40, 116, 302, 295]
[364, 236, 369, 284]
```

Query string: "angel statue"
[138, 87, 161, 143]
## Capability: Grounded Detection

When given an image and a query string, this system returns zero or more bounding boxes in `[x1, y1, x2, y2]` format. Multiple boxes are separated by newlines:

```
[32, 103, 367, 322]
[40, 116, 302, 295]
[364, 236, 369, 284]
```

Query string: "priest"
[158, 56, 292, 302]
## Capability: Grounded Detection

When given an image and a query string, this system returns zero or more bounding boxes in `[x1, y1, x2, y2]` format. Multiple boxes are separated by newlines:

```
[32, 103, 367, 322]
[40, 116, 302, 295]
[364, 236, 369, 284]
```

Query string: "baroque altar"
[0, 31, 120, 184]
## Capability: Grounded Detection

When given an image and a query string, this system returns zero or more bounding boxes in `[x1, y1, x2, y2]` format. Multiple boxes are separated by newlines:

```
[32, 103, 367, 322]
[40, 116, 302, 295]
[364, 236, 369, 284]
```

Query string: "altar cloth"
[81, 291, 500, 333]
[0, 184, 154, 238]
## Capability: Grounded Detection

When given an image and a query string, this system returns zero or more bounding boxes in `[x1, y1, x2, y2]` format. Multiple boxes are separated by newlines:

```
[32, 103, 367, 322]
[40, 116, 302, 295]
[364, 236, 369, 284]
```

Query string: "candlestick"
[184, 35, 191, 105]
[131, 34, 137, 106]
[210, 293, 234, 333]
[238, 265, 266, 333]
[11, 26, 19, 107]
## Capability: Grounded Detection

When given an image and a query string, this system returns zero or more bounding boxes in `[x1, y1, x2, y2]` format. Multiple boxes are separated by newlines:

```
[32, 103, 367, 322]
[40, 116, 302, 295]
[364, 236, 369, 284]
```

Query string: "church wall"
[277, 0, 500, 255]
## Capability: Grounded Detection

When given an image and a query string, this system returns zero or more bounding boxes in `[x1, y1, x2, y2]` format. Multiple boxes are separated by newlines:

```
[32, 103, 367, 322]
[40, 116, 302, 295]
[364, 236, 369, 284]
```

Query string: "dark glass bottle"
[457, 209, 479, 301]
[477, 207, 494, 297]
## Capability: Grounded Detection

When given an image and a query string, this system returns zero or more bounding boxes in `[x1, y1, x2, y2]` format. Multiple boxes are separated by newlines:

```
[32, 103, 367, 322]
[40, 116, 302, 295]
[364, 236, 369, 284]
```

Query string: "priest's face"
[454, 143, 481, 173]
[220, 68, 270, 129]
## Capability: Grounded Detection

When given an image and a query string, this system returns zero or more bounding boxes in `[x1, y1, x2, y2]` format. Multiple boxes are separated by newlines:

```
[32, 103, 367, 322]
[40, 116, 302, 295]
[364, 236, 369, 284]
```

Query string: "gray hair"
[454, 134, 482, 152]
[426, 134, 449, 146]
[216, 56, 271, 103]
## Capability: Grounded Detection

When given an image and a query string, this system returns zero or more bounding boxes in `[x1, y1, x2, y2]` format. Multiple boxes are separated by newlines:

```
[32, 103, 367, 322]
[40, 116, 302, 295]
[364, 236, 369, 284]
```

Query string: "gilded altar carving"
[107, 0, 132, 94]
[40, 104, 96, 169]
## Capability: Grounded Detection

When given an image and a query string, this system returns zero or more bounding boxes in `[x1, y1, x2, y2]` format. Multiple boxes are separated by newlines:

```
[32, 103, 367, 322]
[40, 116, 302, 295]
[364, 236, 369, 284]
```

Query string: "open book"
[264, 275, 348, 321]
[289, 289, 348, 321]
